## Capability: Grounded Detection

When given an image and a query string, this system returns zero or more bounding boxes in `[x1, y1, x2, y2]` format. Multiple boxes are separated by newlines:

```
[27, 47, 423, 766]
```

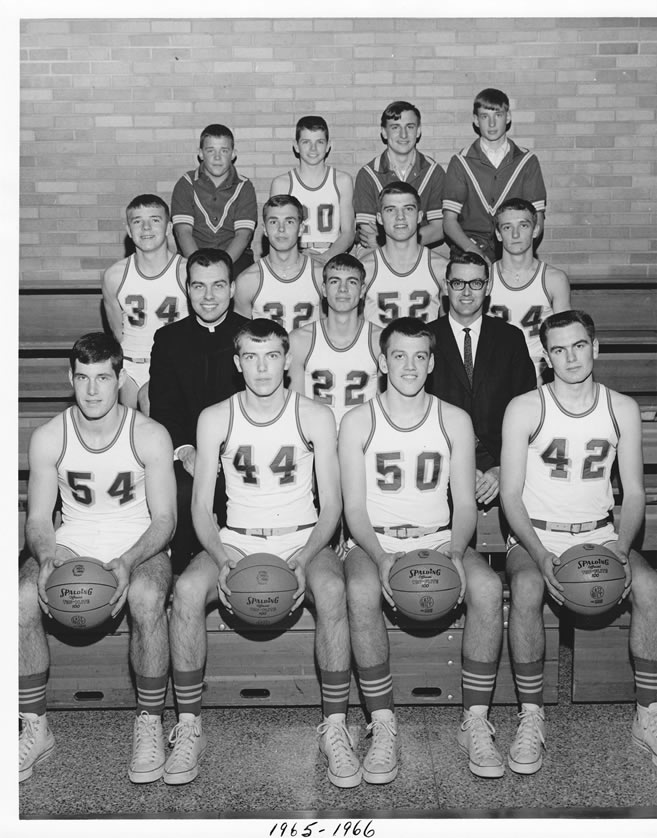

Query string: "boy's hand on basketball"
[475, 467, 499, 506]
[286, 555, 307, 611]
[37, 556, 64, 616]
[607, 543, 632, 601]
[376, 551, 405, 608]
[217, 556, 238, 611]
[106, 556, 130, 617]
[537, 551, 564, 604]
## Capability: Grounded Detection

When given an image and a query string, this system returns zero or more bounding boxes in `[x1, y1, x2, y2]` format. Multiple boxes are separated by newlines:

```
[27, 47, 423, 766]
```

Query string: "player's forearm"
[615, 488, 646, 555]
[500, 491, 550, 564]
[119, 513, 176, 572]
[174, 225, 199, 258]
[25, 518, 58, 564]
[191, 502, 232, 569]
[293, 502, 342, 566]
[418, 219, 444, 247]
[443, 215, 480, 254]
[225, 229, 252, 263]
[449, 504, 477, 561]
[322, 229, 355, 262]
[344, 508, 387, 566]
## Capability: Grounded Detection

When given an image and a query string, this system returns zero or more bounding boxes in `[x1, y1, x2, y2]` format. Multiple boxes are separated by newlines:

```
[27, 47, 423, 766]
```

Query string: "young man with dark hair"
[443, 89, 547, 263]
[354, 101, 445, 252]
[171, 124, 257, 275]
[501, 309, 656, 774]
[102, 194, 188, 414]
[270, 115, 354, 265]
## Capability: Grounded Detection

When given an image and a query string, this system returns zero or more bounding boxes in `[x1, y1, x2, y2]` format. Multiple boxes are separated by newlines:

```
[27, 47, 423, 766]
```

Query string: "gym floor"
[17, 626, 657, 829]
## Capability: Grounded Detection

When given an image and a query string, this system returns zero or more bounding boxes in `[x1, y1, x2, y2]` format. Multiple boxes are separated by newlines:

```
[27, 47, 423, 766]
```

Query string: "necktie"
[463, 327, 474, 386]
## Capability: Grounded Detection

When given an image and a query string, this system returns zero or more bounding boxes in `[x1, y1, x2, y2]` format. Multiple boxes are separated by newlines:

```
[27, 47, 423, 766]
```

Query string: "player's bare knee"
[127, 577, 167, 622]
[171, 570, 208, 615]
[465, 571, 503, 614]
[18, 575, 41, 627]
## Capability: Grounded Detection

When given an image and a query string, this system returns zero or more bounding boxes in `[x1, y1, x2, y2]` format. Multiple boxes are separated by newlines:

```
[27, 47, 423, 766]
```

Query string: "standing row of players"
[21, 306, 656, 791]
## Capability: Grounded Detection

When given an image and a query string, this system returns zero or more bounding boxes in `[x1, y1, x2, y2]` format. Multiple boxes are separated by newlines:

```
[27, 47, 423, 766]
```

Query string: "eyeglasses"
[446, 279, 486, 291]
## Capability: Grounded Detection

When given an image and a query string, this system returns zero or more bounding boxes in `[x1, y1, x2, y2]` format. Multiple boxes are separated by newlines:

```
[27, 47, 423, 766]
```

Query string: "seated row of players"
[20, 305, 657, 789]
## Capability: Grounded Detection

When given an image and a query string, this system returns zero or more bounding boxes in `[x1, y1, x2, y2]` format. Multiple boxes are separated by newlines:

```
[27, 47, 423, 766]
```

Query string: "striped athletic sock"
[172, 668, 204, 718]
[633, 656, 657, 708]
[357, 662, 394, 713]
[135, 674, 169, 716]
[19, 672, 48, 716]
[319, 669, 351, 718]
[513, 659, 544, 707]
[462, 657, 498, 710]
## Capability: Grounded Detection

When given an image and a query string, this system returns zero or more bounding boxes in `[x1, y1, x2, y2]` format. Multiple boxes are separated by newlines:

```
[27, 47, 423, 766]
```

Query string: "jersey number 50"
[376, 451, 442, 492]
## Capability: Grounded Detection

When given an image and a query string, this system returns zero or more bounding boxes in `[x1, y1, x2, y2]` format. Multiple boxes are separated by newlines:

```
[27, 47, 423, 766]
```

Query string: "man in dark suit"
[149, 248, 248, 572]
[427, 251, 535, 506]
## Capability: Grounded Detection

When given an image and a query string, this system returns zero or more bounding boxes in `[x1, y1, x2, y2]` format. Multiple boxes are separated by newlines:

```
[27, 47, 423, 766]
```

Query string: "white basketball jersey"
[364, 247, 442, 327]
[117, 253, 188, 358]
[364, 394, 452, 529]
[220, 391, 318, 529]
[523, 384, 619, 523]
[56, 406, 151, 539]
[251, 255, 322, 334]
[301, 320, 379, 426]
[287, 167, 341, 252]
[488, 261, 553, 363]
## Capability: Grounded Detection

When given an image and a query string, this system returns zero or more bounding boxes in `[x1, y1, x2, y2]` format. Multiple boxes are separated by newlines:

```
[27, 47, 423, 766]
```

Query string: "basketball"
[226, 552, 298, 626]
[389, 549, 461, 622]
[554, 543, 626, 616]
[45, 557, 119, 630]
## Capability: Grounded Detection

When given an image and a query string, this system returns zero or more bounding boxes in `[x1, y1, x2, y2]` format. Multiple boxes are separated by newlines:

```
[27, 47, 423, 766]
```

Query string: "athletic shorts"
[345, 531, 452, 558]
[219, 527, 310, 562]
[56, 521, 151, 563]
[122, 357, 150, 390]
[507, 523, 618, 558]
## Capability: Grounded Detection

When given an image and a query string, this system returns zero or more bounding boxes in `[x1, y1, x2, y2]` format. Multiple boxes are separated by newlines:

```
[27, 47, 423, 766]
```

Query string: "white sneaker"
[457, 709, 504, 778]
[508, 706, 546, 775]
[129, 711, 165, 784]
[632, 702, 657, 766]
[163, 715, 207, 785]
[362, 712, 399, 784]
[317, 718, 362, 788]
[19, 712, 55, 782]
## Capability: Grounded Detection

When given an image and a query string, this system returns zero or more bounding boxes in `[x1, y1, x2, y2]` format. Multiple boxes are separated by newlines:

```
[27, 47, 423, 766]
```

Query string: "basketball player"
[270, 115, 355, 265]
[165, 319, 355, 788]
[489, 198, 571, 382]
[288, 253, 381, 429]
[339, 317, 505, 782]
[354, 101, 445, 252]
[500, 310, 657, 774]
[19, 333, 176, 785]
[361, 182, 447, 328]
[102, 194, 188, 414]
[233, 195, 323, 334]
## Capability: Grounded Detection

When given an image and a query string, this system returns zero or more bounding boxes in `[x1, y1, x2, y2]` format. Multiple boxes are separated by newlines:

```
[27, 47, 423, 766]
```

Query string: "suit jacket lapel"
[472, 316, 493, 391]
[437, 318, 471, 392]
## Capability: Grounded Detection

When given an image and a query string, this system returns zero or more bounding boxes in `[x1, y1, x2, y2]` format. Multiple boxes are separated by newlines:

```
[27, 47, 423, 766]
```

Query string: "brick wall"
[20, 17, 657, 282]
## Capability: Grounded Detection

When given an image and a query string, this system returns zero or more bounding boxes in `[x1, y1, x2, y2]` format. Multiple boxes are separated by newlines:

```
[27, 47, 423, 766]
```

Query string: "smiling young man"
[233, 195, 323, 334]
[339, 317, 504, 782]
[102, 194, 188, 414]
[354, 101, 445, 252]
[489, 198, 571, 382]
[500, 310, 657, 774]
[443, 89, 547, 263]
[164, 318, 352, 788]
[361, 182, 447, 328]
[20, 332, 176, 785]
[148, 248, 248, 572]
[270, 115, 355, 265]
[171, 124, 257, 275]
[288, 253, 381, 429]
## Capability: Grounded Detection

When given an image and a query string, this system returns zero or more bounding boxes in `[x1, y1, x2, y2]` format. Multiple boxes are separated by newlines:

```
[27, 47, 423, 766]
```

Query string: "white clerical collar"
[195, 314, 226, 333]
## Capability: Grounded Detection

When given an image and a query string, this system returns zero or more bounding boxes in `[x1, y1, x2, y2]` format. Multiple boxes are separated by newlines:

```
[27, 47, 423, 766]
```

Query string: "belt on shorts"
[123, 355, 150, 364]
[530, 516, 611, 535]
[373, 523, 450, 539]
[300, 241, 331, 250]
[226, 523, 315, 538]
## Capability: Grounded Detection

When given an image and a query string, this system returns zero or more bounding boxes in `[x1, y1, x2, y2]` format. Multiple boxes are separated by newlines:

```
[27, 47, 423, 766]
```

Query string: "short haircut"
[70, 332, 123, 377]
[126, 193, 170, 222]
[186, 248, 234, 283]
[263, 194, 304, 222]
[381, 100, 421, 128]
[379, 317, 436, 357]
[377, 180, 421, 213]
[494, 198, 537, 227]
[322, 253, 366, 284]
[445, 251, 490, 282]
[539, 310, 596, 350]
[234, 318, 290, 355]
[473, 88, 510, 113]
[295, 115, 329, 142]
[199, 123, 234, 148]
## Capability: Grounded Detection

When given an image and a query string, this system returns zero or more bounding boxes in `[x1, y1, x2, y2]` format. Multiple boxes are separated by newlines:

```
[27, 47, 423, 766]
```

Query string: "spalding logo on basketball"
[554, 543, 626, 616]
[45, 557, 119, 630]
[389, 548, 460, 622]
[226, 553, 297, 626]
